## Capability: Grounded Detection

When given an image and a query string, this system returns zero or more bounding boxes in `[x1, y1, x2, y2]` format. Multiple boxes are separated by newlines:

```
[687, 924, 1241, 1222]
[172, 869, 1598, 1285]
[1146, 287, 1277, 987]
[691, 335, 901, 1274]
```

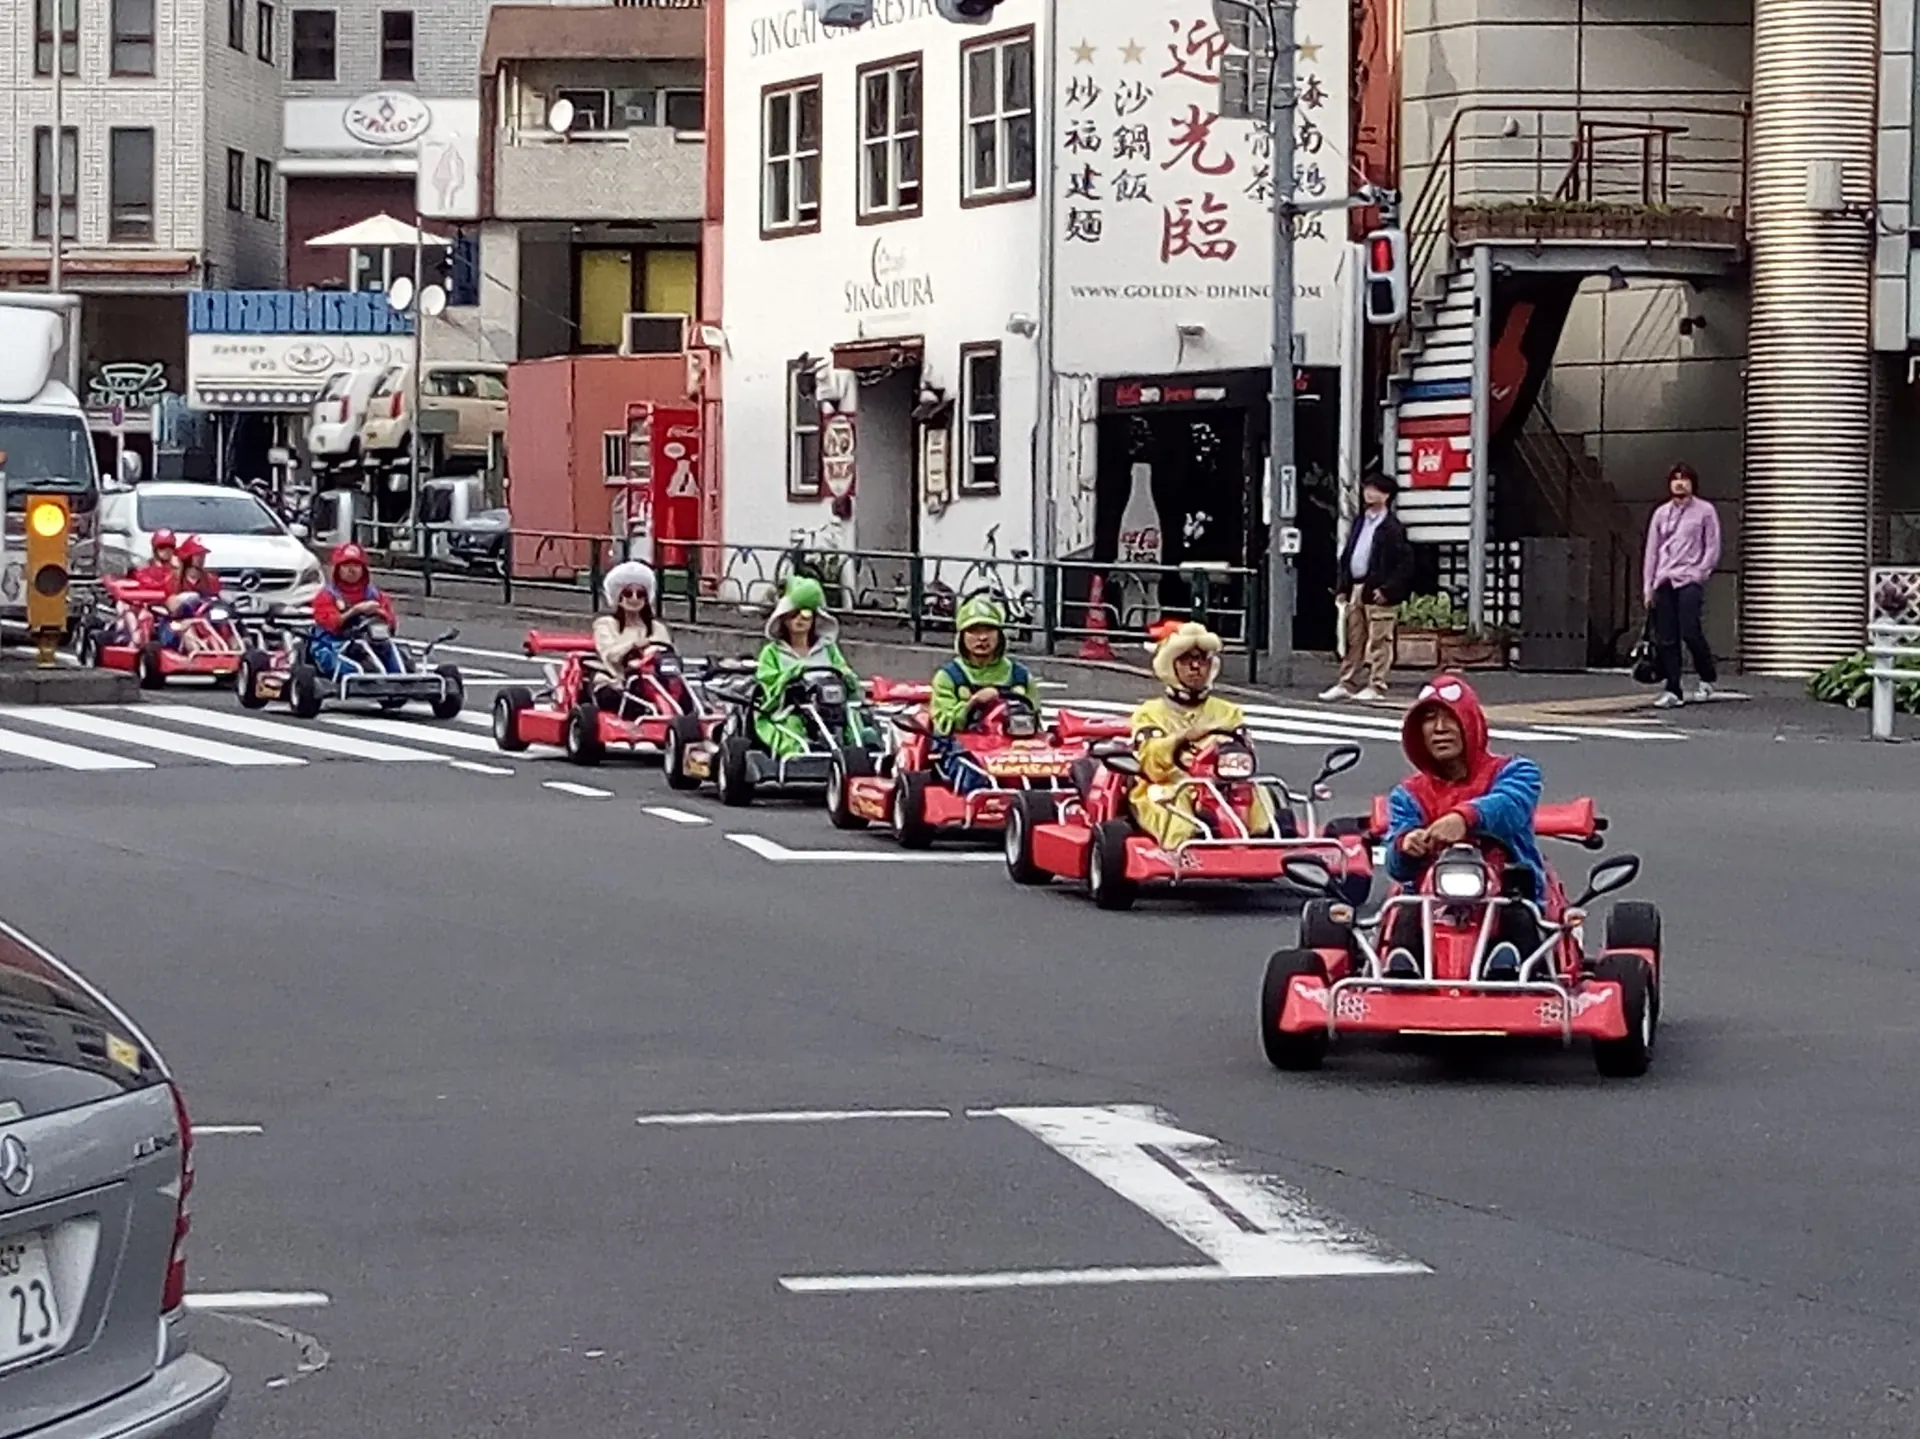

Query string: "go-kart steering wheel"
[1171, 727, 1245, 771]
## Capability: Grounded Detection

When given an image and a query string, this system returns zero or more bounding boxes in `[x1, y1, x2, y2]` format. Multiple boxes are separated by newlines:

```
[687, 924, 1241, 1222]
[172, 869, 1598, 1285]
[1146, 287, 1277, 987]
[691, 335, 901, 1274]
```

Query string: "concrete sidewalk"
[375, 566, 1880, 740]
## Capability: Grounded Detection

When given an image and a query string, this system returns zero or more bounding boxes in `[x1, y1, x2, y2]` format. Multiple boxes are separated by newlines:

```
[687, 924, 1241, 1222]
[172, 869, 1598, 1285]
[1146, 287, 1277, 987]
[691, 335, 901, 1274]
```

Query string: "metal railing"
[1401, 101, 1752, 304]
[351, 520, 1270, 679]
[1868, 620, 1920, 740]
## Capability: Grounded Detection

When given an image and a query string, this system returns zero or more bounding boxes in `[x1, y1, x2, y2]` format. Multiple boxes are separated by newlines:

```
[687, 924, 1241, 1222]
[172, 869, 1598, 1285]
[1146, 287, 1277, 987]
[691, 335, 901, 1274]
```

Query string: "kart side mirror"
[1101, 752, 1144, 777]
[1575, 854, 1640, 908]
[1281, 855, 1338, 895]
[431, 627, 460, 646]
[1317, 743, 1363, 781]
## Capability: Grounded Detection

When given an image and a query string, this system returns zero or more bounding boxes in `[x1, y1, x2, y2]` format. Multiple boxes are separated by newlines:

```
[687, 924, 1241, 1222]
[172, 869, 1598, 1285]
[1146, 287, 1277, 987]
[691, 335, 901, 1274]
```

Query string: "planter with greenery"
[1450, 200, 1741, 249]
[1393, 592, 1507, 671]
[1806, 651, 1920, 713]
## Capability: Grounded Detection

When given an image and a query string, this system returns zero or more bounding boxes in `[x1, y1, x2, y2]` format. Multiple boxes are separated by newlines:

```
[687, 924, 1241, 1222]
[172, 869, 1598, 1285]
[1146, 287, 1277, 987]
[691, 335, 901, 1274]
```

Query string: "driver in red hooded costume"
[309, 543, 400, 675]
[1381, 674, 1545, 980]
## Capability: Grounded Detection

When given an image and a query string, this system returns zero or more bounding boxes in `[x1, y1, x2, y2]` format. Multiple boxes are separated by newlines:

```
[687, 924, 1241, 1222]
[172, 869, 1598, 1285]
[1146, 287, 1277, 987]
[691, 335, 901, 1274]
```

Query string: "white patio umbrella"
[304, 212, 452, 249]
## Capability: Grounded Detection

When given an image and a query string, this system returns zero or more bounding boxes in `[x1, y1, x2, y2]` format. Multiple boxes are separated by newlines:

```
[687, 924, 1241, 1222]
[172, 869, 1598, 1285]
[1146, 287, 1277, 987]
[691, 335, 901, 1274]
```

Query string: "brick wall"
[203, 0, 288, 285]
[282, 0, 502, 101]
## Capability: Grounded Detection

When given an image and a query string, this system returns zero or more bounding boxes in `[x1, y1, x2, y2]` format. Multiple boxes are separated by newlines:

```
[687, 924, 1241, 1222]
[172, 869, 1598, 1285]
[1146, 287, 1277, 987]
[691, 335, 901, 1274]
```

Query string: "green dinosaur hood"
[766, 574, 839, 645]
[953, 593, 1007, 661]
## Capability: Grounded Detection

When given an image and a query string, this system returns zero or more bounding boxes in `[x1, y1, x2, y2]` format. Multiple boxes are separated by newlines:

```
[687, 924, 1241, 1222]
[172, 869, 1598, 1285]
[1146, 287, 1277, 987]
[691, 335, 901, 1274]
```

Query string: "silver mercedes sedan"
[0, 916, 229, 1439]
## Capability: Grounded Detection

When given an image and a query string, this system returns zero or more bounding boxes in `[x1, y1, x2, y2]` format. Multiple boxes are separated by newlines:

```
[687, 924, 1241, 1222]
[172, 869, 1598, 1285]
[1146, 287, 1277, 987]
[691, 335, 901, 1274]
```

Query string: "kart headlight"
[817, 681, 845, 704]
[1215, 749, 1255, 779]
[1433, 861, 1488, 901]
[654, 655, 681, 676]
[369, 623, 393, 641]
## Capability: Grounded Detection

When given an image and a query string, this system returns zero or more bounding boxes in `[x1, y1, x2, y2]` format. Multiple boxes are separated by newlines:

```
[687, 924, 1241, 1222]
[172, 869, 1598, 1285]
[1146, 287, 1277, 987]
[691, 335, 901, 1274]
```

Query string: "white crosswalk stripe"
[0, 722, 154, 771]
[1043, 697, 1680, 745]
[0, 707, 306, 767]
[320, 716, 510, 752]
[108, 705, 445, 763]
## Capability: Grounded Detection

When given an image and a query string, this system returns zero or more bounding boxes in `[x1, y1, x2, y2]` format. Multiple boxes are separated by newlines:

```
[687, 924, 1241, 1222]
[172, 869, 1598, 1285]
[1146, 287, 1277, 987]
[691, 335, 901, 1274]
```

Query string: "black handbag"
[1630, 613, 1660, 685]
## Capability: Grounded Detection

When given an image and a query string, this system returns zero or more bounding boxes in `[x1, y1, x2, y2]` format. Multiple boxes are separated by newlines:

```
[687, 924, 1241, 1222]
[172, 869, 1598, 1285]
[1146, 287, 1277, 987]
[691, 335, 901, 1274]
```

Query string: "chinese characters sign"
[1050, 0, 1349, 374]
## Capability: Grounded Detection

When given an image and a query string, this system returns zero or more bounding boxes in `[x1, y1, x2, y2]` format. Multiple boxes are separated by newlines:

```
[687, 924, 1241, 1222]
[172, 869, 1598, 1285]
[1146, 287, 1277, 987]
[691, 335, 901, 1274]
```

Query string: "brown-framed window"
[857, 55, 922, 222]
[33, 127, 79, 242]
[226, 149, 245, 211]
[961, 29, 1034, 205]
[290, 9, 335, 80]
[256, 2, 275, 62]
[761, 79, 822, 236]
[111, 0, 157, 75]
[35, 0, 79, 77]
[109, 128, 156, 240]
[254, 158, 275, 219]
[379, 10, 414, 82]
[787, 359, 823, 499]
[958, 343, 1001, 495]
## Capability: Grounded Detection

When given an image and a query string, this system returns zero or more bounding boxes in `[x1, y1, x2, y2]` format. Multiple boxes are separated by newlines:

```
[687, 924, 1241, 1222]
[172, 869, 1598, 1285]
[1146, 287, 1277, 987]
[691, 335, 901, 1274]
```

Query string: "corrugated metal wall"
[1741, 0, 1878, 673]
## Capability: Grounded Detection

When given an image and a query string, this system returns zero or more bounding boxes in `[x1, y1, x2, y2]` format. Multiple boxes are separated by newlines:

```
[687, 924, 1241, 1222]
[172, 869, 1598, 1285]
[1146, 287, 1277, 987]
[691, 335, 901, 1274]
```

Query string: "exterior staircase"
[1387, 258, 1480, 548]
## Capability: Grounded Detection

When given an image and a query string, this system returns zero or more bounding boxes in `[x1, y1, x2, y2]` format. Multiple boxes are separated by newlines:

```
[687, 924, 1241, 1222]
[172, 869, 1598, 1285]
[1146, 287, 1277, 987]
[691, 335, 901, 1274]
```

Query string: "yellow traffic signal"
[24, 494, 70, 654]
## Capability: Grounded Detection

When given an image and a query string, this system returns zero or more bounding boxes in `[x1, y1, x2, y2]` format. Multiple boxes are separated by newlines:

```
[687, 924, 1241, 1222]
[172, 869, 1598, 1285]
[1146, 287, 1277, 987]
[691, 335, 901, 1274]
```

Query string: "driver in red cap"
[130, 529, 179, 590]
[159, 536, 224, 656]
[1382, 674, 1545, 979]
[310, 543, 400, 675]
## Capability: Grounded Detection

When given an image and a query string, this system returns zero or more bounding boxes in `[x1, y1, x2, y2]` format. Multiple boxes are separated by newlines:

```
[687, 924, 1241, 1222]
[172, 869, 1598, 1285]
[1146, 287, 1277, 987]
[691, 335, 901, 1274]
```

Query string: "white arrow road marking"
[185, 1291, 332, 1311]
[727, 833, 1002, 864]
[543, 780, 612, 798]
[778, 1103, 1428, 1293]
[637, 1107, 952, 1127]
[641, 805, 709, 825]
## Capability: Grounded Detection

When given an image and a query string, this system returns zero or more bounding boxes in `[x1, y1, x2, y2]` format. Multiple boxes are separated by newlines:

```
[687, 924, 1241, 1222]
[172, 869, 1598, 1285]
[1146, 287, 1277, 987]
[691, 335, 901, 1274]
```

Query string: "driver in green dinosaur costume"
[752, 576, 869, 758]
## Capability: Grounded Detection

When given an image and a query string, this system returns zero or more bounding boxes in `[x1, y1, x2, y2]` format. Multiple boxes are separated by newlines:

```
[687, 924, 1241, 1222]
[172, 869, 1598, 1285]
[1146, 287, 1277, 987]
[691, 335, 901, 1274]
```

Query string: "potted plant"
[1393, 592, 1507, 670]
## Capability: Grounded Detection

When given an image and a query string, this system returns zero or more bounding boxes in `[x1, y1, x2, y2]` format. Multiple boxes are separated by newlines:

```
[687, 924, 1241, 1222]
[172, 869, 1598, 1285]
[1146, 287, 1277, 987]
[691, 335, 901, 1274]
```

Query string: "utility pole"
[49, 3, 64, 295]
[1262, 0, 1297, 686]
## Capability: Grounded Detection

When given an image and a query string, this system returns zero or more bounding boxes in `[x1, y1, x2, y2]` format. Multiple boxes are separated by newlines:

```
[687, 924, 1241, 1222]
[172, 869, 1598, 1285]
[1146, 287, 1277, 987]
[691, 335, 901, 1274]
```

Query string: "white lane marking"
[449, 759, 514, 776]
[140, 705, 443, 761]
[0, 707, 305, 767]
[434, 642, 551, 667]
[193, 1124, 264, 1136]
[185, 1291, 332, 1311]
[320, 715, 506, 752]
[1531, 722, 1685, 741]
[727, 833, 1001, 864]
[637, 1107, 952, 1127]
[994, 1105, 1429, 1279]
[1052, 698, 1575, 744]
[781, 1265, 1239, 1294]
[0, 724, 154, 771]
[544, 780, 611, 798]
[641, 805, 709, 825]
[452, 710, 498, 728]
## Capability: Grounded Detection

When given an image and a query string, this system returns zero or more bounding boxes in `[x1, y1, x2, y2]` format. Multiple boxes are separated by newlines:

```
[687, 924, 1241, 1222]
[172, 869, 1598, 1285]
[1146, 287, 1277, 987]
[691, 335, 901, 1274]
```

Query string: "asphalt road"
[1, 632, 1917, 1437]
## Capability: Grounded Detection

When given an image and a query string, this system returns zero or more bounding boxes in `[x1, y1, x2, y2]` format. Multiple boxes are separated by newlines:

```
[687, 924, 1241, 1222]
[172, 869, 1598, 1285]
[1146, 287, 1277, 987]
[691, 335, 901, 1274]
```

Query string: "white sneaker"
[1354, 687, 1384, 702]
[1689, 681, 1715, 703]
[1654, 691, 1684, 709]
[1318, 684, 1354, 702]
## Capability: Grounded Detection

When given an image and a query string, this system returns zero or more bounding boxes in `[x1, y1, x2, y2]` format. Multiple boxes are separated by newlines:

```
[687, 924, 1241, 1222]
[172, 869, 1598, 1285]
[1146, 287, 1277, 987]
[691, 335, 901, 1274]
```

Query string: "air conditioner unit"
[620, 312, 689, 356]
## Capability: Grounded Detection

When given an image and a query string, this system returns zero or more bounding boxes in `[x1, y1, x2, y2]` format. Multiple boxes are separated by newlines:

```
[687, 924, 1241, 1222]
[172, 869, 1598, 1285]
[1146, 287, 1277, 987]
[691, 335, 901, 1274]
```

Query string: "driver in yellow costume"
[1128, 621, 1275, 848]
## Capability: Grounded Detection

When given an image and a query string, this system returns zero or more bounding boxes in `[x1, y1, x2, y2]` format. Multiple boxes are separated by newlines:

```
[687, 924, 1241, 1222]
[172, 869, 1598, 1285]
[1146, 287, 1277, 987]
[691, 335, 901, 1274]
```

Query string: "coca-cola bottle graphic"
[1115, 462, 1162, 630]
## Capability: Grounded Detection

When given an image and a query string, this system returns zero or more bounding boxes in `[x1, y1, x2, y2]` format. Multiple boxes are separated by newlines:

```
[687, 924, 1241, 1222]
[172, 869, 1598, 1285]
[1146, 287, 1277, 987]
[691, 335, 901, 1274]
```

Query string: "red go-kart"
[77, 578, 251, 687]
[1260, 795, 1662, 1078]
[829, 692, 1130, 846]
[492, 631, 727, 780]
[1003, 731, 1372, 910]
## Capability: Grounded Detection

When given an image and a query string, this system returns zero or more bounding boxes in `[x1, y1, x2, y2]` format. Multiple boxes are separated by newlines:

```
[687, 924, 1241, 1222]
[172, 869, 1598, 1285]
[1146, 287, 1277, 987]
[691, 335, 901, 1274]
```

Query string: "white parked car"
[306, 368, 387, 469]
[99, 483, 324, 612]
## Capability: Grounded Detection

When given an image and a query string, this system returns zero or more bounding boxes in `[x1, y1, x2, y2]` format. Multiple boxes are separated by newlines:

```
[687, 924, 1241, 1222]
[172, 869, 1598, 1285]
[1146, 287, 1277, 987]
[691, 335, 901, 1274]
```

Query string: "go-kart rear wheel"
[564, 703, 605, 765]
[826, 756, 868, 830]
[237, 650, 271, 710]
[1299, 898, 1353, 952]
[287, 663, 323, 719]
[1087, 819, 1136, 911]
[1261, 949, 1329, 1071]
[493, 687, 533, 752]
[137, 643, 166, 691]
[430, 664, 465, 721]
[1590, 954, 1656, 1079]
[892, 771, 935, 849]
[75, 625, 100, 668]
[665, 714, 703, 791]
[1004, 791, 1053, 886]
[717, 736, 755, 806]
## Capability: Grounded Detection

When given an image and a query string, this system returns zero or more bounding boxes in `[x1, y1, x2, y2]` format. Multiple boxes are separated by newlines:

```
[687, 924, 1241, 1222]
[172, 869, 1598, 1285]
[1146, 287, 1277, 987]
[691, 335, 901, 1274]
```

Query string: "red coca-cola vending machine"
[621, 402, 703, 568]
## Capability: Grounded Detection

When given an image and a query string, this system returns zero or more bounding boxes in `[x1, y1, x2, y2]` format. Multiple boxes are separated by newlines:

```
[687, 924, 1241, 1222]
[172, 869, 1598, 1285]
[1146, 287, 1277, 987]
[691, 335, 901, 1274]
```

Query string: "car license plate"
[0, 1233, 60, 1367]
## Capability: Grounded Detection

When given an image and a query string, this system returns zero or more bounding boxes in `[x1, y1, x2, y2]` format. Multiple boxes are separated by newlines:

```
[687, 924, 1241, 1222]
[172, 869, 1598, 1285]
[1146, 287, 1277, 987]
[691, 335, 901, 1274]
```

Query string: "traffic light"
[1362, 227, 1408, 327]
[934, 0, 1005, 21]
[24, 493, 70, 665]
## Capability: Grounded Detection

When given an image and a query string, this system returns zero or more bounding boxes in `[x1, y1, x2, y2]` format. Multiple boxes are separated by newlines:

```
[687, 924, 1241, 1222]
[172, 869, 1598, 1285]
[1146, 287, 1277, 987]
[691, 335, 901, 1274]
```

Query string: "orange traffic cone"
[1079, 574, 1115, 660]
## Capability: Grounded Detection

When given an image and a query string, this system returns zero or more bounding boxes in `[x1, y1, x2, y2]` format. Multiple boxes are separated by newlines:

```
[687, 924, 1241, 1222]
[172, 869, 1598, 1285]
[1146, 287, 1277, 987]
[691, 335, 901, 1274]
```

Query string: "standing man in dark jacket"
[1320, 470, 1416, 702]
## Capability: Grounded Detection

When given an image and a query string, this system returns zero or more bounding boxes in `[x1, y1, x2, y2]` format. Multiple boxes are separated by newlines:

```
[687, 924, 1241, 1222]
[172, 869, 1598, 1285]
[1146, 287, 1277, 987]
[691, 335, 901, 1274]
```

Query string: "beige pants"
[1337, 584, 1396, 692]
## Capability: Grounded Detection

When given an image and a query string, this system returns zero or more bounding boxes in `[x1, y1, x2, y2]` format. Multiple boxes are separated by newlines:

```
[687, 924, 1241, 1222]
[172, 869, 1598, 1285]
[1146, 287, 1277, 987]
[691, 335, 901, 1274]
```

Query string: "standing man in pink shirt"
[1642, 462, 1721, 708]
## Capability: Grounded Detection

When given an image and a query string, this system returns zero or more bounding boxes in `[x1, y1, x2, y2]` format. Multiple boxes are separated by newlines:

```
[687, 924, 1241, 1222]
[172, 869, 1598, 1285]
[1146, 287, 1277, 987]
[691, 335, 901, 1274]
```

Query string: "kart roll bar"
[525, 630, 596, 657]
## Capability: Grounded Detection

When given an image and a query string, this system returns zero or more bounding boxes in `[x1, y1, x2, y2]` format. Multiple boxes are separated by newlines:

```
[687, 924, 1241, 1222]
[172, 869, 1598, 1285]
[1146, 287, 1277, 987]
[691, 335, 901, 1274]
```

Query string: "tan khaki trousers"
[1337, 584, 1397, 692]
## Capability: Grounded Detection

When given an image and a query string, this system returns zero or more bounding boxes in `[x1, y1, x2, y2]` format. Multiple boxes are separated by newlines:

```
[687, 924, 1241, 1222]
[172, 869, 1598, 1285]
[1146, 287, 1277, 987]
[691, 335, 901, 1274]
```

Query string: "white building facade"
[720, 0, 1350, 641]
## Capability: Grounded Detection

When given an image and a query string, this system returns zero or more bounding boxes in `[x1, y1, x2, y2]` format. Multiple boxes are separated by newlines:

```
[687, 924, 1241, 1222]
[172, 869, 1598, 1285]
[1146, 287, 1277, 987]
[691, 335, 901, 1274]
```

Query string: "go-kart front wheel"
[665, 714, 703, 791]
[237, 650, 271, 710]
[430, 664, 465, 721]
[493, 687, 532, 752]
[1087, 820, 1136, 911]
[564, 703, 604, 765]
[1590, 954, 1656, 1079]
[1004, 791, 1054, 886]
[826, 749, 872, 830]
[137, 643, 166, 691]
[1261, 949, 1329, 1071]
[716, 736, 755, 806]
[892, 771, 935, 849]
[287, 663, 323, 719]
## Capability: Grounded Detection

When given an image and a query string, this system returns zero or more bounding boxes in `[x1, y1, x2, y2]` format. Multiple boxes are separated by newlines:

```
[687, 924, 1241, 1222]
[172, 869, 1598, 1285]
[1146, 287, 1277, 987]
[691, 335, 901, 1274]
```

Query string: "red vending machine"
[621, 402, 704, 568]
